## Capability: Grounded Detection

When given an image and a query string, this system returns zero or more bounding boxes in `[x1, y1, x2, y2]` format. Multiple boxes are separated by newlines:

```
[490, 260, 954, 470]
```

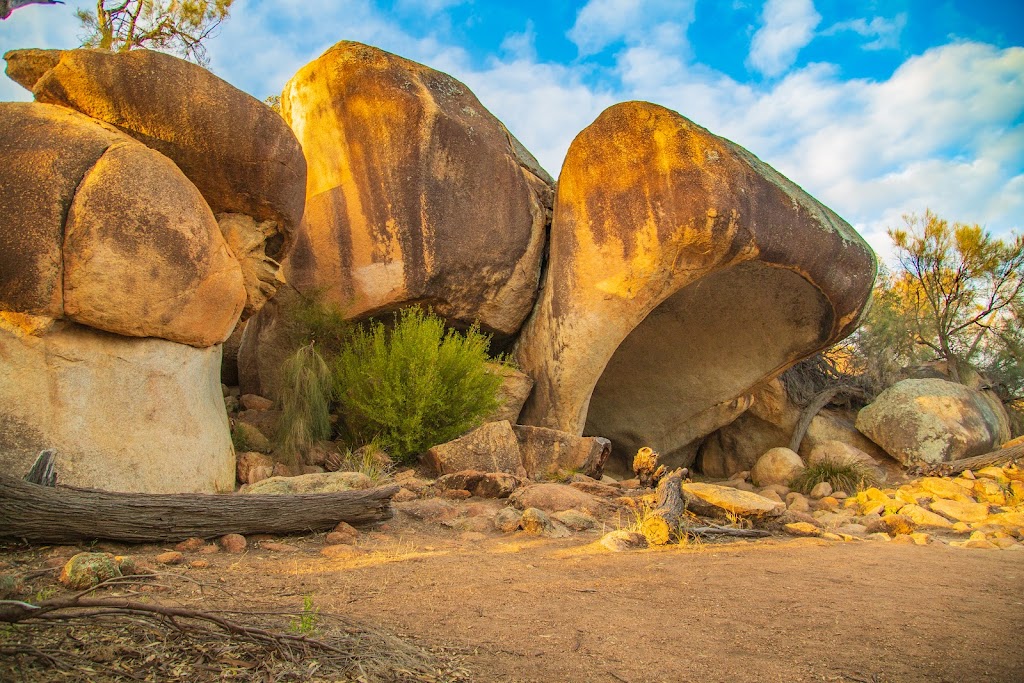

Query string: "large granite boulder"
[856, 378, 1011, 466]
[515, 101, 876, 467]
[0, 320, 234, 493]
[0, 102, 245, 347]
[4, 47, 306, 239]
[279, 41, 551, 338]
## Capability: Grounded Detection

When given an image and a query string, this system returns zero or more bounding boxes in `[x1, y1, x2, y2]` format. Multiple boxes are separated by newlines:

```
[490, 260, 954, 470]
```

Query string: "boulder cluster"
[0, 48, 304, 492]
[3, 40, 1014, 502]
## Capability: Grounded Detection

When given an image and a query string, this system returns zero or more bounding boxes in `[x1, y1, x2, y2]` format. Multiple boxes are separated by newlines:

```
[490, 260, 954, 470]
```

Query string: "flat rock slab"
[683, 482, 784, 517]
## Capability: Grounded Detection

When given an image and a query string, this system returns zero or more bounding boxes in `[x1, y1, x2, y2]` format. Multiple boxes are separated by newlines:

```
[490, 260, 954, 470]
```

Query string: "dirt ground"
[2, 514, 1022, 683]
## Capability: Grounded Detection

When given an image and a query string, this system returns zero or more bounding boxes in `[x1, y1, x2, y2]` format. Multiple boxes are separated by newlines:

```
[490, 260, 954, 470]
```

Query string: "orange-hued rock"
[279, 41, 551, 337]
[514, 101, 875, 464]
[5, 47, 306, 242]
[0, 103, 114, 318]
[63, 139, 245, 347]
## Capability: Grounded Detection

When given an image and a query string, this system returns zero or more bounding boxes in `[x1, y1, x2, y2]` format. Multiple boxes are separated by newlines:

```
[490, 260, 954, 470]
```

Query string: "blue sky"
[2, 0, 1021, 262]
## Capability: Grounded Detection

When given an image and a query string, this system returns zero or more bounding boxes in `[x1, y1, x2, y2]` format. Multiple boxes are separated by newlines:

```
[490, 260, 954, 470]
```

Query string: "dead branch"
[640, 468, 686, 545]
[912, 441, 1023, 477]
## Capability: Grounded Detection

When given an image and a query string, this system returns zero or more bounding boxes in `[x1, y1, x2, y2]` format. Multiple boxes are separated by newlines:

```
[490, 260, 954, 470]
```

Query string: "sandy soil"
[3, 517, 1021, 683]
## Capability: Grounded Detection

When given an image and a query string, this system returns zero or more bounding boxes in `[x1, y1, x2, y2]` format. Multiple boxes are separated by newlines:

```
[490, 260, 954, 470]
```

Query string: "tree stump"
[640, 468, 687, 545]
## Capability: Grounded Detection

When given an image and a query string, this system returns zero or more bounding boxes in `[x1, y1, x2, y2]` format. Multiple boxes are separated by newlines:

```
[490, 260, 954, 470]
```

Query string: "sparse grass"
[275, 343, 334, 465]
[333, 307, 502, 464]
[289, 594, 320, 635]
[329, 441, 395, 484]
[789, 458, 878, 495]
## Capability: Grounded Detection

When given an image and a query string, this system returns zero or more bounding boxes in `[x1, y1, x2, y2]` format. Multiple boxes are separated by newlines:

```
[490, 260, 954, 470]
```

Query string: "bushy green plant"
[333, 308, 502, 464]
[330, 441, 395, 483]
[276, 343, 334, 464]
[789, 459, 877, 495]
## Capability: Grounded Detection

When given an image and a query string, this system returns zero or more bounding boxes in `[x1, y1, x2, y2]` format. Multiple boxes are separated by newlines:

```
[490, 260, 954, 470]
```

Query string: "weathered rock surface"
[0, 321, 234, 493]
[0, 102, 245, 346]
[434, 470, 519, 498]
[751, 447, 805, 487]
[514, 101, 875, 468]
[856, 379, 1011, 466]
[217, 214, 288, 318]
[510, 483, 607, 516]
[423, 421, 523, 475]
[512, 425, 611, 480]
[59, 552, 122, 589]
[280, 41, 551, 338]
[485, 363, 535, 424]
[244, 471, 374, 494]
[599, 530, 649, 551]
[682, 482, 784, 517]
[5, 48, 306, 243]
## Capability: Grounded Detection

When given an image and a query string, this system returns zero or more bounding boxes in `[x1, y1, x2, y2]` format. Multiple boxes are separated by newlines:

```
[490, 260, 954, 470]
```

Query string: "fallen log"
[0, 475, 399, 544]
[914, 441, 1023, 477]
[640, 468, 686, 545]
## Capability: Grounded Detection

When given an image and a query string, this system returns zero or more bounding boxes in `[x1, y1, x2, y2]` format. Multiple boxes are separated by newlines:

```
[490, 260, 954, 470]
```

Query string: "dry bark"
[640, 468, 686, 545]
[788, 385, 868, 453]
[0, 475, 398, 544]
[915, 441, 1023, 477]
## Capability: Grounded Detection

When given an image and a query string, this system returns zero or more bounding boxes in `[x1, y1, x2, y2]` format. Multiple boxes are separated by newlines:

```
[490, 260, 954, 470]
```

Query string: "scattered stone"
[173, 537, 206, 553]
[233, 422, 272, 454]
[392, 488, 418, 502]
[219, 534, 247, 553]
[918, 477, 966, 500]
[866, 533, 892, 542]
[435, 470, 519, 498]
[813, 496, 840, 511]
[240, 394, 274, 411]
[809, 481, 833, 499]
[190, 560, 210, 569]
[520, 508, 553, 535]
[833, 491, 849, 499]
[260, 542, 299, 553]
[224, 395, 240, 413]
[683, 482, 784, 518]
[751, 448, 805, 487]
[734, 481, 756, 493]
[909, 533, 932, 546]
[865, 514, 915, 537]
[246, 471, 373, 494]
[759, 489, 784, 504]
[199, 544, 220, 554]
[759, 484, 792, 497]
[59, 553, 121, 590]
[424, 421, 523, 475]
[599, 530, 649, 552]
[441, 489, 472, 500]
[552, 509, 599, 531]
[821, 532, 844, 541]
[784, 522, 822, 537]
[836, 523, 868, 536]
[494, 508, 523, 533]
[786, 493, 811, 513]
[570, 480, 620, 498]
[155, 551, 184, 565]
[619, 478, 642, 489]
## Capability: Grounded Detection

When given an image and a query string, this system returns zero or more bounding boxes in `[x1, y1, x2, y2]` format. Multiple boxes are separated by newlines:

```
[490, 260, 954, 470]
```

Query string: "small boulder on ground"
[423, 421, 523, 475]
[510, 483, 608, 516]
[59, 553, 121, 590]
[236, 451, 274, 485]
[600, 530, 649, 552]
[512, 425, 612, 480]
[494, 507, 524, 532]
[751, 447, 805, 487]
[219, 534, 247, 553]
[682, 482, 784, 518]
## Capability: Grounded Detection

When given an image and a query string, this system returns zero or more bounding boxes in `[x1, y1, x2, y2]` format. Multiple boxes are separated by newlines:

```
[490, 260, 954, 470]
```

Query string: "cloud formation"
[747, 0, 821, 77]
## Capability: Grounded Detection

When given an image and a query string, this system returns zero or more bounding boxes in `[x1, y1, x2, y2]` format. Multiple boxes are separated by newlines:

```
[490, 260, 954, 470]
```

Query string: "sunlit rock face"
[279, 41, 552, 338]
[515, 101, 876, 467]
[0, 103, 245, 346]
[0, 101, 244, 492]
[4, 48, 306, 245]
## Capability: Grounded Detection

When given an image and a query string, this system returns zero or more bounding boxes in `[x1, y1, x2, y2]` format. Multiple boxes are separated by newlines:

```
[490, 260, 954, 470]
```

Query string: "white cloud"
[394, 0, 466, 14]
[500, 20, 536, 61]
[823, 13, 907, 51]
[567, 0, 695, 56]
[747, 0, 821, 77]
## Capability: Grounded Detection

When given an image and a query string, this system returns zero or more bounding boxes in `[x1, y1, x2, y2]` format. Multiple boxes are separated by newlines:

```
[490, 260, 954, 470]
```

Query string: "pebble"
[155, 551, 184, 565]
[219, 534, 247, 553]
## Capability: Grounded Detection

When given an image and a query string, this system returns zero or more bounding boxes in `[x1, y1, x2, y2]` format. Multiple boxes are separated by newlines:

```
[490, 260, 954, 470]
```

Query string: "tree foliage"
[845, 210, 1024, 399]
[76, 0, 233, 65]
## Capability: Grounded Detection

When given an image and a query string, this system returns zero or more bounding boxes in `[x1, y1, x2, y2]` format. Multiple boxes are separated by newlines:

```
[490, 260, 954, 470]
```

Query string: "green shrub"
[789, 458, 878, 495]
[333, 308, 502, 464]
[275, 343, 334, 464]
[289, 295, 349, 358]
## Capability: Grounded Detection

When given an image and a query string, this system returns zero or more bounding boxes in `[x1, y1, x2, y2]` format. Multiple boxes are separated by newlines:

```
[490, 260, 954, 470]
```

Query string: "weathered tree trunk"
[788, 385, 868, 453]
[641, 468, 686, 545]
[633, 447, 665, 488]
[918, 441, 1023, 477]
[0, 475, 399, 544]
